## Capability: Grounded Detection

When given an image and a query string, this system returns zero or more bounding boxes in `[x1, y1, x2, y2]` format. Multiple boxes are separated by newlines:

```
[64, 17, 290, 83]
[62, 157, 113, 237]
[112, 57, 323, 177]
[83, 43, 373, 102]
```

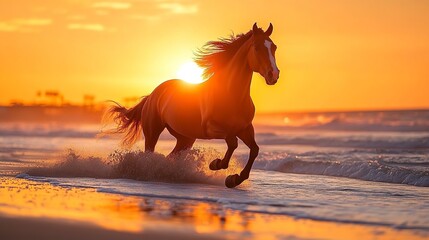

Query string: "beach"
[1, 177, 427, 240]
[0, 109, 428, 239]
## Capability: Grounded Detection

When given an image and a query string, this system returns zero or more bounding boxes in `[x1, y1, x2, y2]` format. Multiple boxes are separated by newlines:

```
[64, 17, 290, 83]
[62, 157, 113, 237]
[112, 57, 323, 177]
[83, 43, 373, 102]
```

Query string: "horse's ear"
[265, 23, 273, 36]
[252, 22, 258, 32]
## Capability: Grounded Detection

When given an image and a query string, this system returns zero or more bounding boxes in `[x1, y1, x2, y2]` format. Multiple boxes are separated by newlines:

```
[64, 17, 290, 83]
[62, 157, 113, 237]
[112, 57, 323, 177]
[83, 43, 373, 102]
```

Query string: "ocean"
[1, 109, 428, 235]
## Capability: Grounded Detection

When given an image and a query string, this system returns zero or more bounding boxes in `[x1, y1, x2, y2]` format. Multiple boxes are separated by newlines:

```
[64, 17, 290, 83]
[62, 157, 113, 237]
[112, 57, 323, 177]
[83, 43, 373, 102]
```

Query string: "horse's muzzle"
[265, 69, 279, 85]
[266, 79, 277, 85]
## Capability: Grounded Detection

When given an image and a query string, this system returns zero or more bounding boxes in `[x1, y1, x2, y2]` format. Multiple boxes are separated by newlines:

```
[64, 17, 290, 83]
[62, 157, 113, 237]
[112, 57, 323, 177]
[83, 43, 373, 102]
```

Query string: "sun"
[176, 61, 204, 84]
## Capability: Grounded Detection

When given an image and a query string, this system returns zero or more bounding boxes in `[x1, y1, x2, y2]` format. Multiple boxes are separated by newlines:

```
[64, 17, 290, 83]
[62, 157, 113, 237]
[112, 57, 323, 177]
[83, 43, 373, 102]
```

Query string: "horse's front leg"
[209, 136, 238, 170]
[225, 125, 259, 188]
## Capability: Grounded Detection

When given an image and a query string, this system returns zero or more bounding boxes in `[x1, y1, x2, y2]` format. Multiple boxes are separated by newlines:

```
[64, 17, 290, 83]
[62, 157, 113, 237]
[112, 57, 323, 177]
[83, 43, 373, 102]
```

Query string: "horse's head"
[248, 23, 280, 85]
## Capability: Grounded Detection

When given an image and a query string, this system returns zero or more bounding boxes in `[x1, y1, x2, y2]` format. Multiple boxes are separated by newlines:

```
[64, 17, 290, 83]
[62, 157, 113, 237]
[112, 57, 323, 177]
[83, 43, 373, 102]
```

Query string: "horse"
[106, 23, 280, 188]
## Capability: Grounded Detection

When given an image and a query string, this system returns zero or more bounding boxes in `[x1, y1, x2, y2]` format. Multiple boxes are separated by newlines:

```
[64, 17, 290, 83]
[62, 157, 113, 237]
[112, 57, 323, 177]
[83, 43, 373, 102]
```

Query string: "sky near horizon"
[1, 0, 428, 112]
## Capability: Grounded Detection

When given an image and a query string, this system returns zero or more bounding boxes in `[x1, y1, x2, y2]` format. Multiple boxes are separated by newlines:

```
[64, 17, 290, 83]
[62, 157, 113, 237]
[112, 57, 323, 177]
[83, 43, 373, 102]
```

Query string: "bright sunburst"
[176, 61, 204, 84]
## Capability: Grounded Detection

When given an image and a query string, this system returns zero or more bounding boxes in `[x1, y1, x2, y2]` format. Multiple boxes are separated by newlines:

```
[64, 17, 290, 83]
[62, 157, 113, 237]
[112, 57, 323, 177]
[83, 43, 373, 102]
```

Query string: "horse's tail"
[103, 97, 148, 147]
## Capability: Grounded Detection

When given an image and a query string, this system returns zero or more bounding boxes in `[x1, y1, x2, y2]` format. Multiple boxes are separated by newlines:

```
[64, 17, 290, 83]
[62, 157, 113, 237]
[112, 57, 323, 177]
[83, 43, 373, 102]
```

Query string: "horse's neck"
[209, 42, 253, 102]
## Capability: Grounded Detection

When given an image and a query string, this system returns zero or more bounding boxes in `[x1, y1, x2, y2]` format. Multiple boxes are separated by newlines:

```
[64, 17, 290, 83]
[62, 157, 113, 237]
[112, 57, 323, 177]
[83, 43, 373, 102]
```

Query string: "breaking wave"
[258, 134, 429, 149]
[251, 156, 429, 187]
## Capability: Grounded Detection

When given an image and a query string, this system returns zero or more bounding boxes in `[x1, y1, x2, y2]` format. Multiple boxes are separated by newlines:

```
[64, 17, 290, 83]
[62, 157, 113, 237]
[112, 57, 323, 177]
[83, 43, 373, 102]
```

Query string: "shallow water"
[1, 110, 429, 235]
[17, 169, 429, 230]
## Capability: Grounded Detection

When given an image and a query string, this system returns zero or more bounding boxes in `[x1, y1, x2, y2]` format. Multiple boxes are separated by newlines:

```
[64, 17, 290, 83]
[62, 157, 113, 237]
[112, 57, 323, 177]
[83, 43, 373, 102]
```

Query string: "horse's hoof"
[209, 158, 223, 171]
[225, 174, 241, 188]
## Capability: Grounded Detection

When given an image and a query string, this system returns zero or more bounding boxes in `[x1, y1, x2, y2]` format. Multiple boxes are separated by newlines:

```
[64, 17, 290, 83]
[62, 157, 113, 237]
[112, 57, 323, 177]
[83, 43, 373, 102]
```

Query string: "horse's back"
[143, 79, 255, 140]
[144, 79, 206, 138]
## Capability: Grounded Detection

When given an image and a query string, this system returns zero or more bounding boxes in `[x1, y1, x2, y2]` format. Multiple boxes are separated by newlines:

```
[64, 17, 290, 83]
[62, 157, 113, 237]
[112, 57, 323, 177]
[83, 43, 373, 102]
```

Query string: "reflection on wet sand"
[0, 177, 425, 240]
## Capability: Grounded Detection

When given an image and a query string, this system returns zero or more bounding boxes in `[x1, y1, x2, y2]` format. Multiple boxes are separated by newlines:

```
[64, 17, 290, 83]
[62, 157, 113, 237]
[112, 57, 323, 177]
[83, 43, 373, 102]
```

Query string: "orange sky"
[1, 0, 429, 112]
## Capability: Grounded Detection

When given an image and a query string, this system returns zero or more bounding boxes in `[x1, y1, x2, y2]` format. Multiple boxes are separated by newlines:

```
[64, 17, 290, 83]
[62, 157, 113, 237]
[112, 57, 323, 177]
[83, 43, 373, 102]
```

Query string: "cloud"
[92, 1, 132, 10]
[67, 23, 105, 31]
[158, 2, 198, 14]
[0, 18, 52, 32]
[0, 23, 17, 32]
[129, 15, 161, 22]
[16, 18, 52, 26]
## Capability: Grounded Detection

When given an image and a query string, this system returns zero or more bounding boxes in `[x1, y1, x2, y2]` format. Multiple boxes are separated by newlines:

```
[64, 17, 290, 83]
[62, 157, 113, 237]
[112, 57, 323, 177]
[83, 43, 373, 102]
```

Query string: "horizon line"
[1, 104, 428, 114]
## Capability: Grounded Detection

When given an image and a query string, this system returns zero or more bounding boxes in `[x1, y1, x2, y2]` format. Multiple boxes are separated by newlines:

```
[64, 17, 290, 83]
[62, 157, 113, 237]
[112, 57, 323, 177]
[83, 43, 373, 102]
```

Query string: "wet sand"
[0, 177, 426, 240]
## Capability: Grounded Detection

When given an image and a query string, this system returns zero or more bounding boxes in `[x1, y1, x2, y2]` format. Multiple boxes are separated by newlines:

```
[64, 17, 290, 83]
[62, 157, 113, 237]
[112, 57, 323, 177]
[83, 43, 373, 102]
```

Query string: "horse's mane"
[195, 28, 263, 79]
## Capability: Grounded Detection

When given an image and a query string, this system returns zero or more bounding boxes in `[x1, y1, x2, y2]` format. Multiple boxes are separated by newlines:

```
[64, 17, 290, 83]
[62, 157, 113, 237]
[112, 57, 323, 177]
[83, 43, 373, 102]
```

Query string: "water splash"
[26, 148, 240, 185]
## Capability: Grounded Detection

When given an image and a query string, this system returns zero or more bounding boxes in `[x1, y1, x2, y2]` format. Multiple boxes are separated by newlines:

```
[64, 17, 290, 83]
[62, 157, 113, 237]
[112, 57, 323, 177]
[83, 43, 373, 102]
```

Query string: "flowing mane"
[195, 28, 264, 79]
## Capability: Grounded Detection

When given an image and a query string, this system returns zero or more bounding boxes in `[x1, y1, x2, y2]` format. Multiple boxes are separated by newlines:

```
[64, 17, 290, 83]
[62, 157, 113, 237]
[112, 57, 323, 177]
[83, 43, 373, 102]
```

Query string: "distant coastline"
[1, 104, 428, 124]
[0, 105, 103, 123]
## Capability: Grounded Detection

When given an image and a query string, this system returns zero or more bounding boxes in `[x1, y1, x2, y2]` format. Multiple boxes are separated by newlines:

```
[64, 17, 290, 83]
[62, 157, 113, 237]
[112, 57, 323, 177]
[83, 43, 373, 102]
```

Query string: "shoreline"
[0, 176, 427, 240]
[0, 216, 217, 240]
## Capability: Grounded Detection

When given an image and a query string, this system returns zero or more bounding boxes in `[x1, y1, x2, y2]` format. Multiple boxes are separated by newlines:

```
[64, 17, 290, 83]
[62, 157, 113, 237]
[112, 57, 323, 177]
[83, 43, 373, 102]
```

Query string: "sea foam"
[26, 149, 239, 185]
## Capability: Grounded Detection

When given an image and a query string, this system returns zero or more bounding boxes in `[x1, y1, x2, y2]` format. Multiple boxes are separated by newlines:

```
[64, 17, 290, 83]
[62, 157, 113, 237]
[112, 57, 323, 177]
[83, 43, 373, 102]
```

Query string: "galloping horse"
[107, 23, 280, 188]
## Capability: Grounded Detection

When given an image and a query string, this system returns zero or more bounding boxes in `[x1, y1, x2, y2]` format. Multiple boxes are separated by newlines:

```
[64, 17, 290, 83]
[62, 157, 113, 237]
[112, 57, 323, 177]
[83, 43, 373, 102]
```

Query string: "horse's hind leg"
[225, 125, 259, 188]
[166, 126, 195, 155]
[170, 136, 195, 155]
[209, 136, 238, 170]
[143, 118, 165, 152]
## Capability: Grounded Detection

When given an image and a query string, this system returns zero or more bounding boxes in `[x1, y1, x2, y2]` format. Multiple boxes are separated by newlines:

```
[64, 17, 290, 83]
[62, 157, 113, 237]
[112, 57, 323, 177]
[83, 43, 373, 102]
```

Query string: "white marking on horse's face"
[264, 40, 279, 83]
